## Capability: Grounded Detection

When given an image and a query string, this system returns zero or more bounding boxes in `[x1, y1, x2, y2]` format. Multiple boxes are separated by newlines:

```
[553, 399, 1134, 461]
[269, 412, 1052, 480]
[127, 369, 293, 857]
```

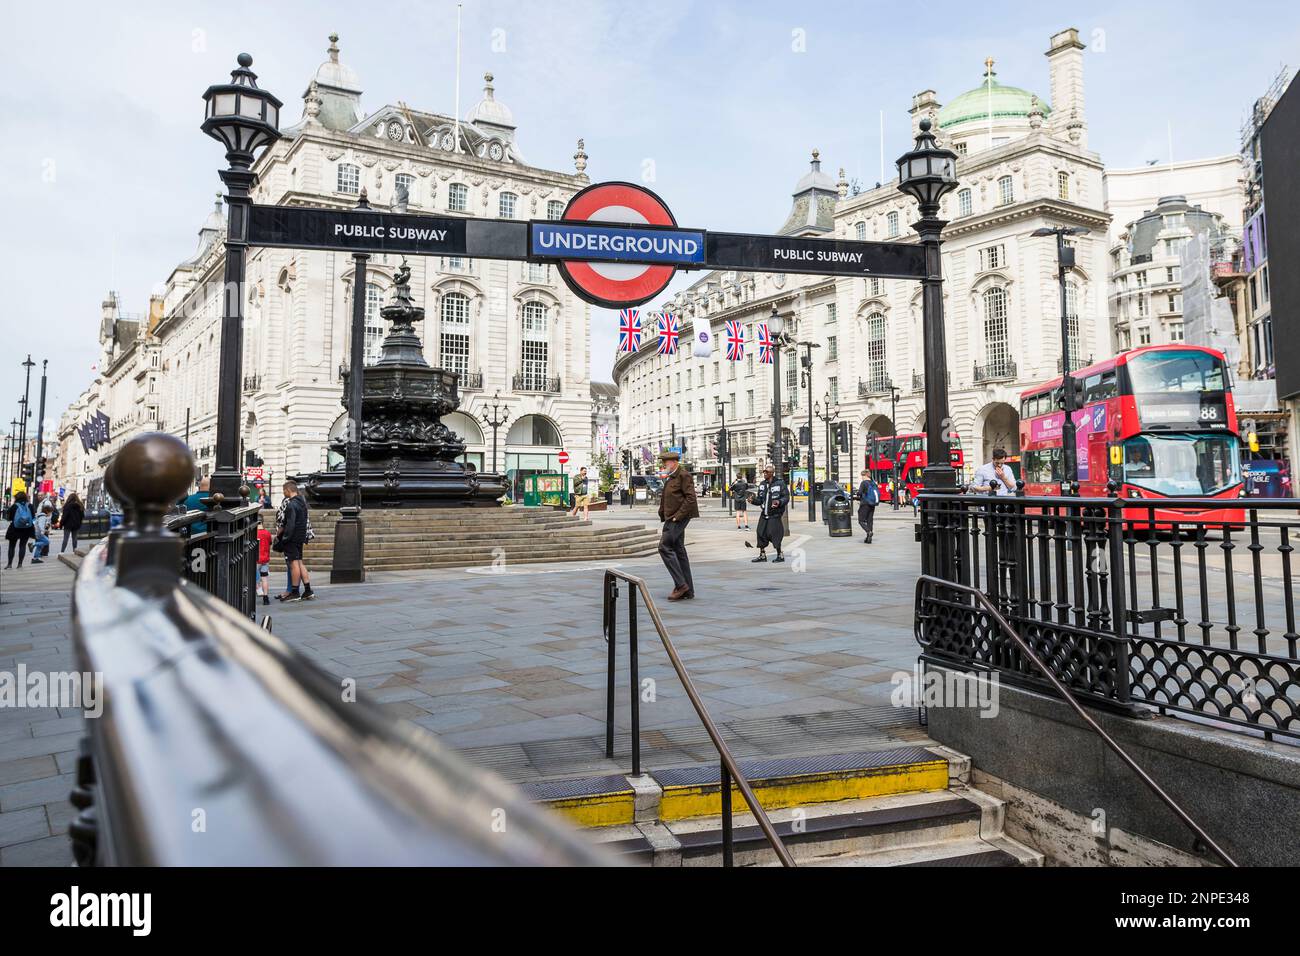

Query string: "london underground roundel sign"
[549, 182, 688, 308]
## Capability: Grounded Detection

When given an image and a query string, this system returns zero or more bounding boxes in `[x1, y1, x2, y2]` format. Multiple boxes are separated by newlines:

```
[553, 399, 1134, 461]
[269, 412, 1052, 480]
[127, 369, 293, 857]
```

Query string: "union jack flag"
[725, 320, 745, 361]
[618, 309, 642, 353]
[656, 312, 679, 355]
[758, 322, 775, 364]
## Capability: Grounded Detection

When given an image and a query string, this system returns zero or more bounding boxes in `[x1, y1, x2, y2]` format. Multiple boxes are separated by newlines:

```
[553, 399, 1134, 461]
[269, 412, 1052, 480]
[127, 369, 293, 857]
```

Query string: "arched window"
[507, 414, 560, 447]
[337, 163, 360, 194]
[983, 287, 1010, 372]
[866, 312, 888, 391]
[519, 302, 549, 390]
[855, 221, 866, 241]
[886, 211, 900, 238]
[499, 192, 517, 219]
[997, 175, 1014, 206]
[440, 292, 471, 378]
[448, 182, 468, 212]
[1065, 279, 1081, 369]
[547, 200, 565, 221]
[443, 410, 485, 445]
[957, 188, 973, 218]
[363, 283, 385, 364]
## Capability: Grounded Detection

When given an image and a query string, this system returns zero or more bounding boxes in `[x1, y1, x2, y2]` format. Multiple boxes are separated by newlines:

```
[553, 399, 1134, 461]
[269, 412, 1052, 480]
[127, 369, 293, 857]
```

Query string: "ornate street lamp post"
[201, 54, 282, 501]
[480, 392, 511, 474]
[799, 341, 821, 520]
[889, 384, 901, 510]
[897, 118, 959, 495]
[814, 392, 840, 491]
[1032, 224, 1091, 493]
[767, 306, 787, 485]
[715, 397, 731, 514]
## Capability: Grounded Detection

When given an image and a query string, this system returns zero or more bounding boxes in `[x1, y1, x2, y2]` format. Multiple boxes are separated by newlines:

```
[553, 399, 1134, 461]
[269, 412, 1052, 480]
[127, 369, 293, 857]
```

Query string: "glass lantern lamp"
[201, 53, 282, 168]
[896, 118, 959, 215]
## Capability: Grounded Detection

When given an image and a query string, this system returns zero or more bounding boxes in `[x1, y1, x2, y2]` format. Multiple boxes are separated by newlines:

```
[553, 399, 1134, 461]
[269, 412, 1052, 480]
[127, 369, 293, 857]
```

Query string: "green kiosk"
[522, 473, 569, 508]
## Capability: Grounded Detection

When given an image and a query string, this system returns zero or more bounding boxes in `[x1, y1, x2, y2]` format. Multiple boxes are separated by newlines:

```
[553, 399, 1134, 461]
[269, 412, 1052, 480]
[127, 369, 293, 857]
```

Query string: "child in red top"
[257, 527, 273, 606]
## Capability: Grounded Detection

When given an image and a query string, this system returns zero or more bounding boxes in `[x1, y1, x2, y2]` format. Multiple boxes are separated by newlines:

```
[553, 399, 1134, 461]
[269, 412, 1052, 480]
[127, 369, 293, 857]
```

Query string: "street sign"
[558, 450, 570, 465]
[247, 205, 529, 260]
[244, 467, 265, 480]
[548, 182, 684, 308]
[706, 231, 926, 279]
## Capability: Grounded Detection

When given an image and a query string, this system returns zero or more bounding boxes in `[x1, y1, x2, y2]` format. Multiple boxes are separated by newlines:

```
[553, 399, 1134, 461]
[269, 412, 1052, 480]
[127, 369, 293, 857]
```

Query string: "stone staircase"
[267, 506, 661, 573]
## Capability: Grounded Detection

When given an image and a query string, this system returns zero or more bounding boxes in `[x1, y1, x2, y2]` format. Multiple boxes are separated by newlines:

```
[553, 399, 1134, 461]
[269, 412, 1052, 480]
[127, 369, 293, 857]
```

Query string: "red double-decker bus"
[1018, 345, 1243, 523]
[865, 432, 964, 502]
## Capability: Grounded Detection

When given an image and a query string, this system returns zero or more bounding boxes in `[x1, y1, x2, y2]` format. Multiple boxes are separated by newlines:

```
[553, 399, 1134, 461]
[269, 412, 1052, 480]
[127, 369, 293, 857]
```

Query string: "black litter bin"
[827, 494, 853, 537]
[821, 483, 842, 523]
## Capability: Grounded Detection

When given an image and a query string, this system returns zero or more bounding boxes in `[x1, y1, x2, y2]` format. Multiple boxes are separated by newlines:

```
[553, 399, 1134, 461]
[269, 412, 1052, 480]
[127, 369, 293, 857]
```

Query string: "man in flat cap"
[656, 449, 699, 600]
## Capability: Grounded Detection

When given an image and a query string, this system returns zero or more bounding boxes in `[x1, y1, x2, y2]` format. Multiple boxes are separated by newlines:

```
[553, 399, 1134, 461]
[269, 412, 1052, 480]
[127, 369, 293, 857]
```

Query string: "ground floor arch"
[975, 401, 1021, 472]
[504, 413, 565, 501]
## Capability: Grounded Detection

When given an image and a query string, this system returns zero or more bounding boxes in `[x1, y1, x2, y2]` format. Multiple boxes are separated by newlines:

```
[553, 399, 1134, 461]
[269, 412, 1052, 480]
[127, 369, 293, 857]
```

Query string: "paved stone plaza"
[0, 502, 932, 865]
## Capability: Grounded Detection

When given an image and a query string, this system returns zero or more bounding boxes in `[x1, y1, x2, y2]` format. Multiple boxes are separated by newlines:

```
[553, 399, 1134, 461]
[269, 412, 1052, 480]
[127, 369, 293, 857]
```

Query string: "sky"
[2, 0, 1297, 439]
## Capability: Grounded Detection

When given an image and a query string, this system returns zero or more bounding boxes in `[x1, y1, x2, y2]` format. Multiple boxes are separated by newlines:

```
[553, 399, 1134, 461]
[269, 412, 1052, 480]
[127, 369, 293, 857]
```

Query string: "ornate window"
[855, 221, 866, 241]
[499, 192, 518, 219]
[957, 188, 973, 218]
[547, 200, 565, 221]
[868, 277, 882, 297]
[997, 175, 1014, 206]
[440, 292, 471, 378]
[448, 182, 468, 212]
[886, 211, 900, 238]
[363, 283, 385, 364]
[1057, 171, 1070, 201]
[866, 312, 887, 390]
[337, 163, 360, 194]
[519, 302, 549, 389]
[395, 172, 416, 205]
[982, 287, 1010, 370]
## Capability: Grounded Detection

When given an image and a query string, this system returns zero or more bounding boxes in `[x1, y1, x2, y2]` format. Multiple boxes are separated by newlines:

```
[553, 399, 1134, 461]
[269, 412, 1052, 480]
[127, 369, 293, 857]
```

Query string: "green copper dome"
[938, 70, 1050, 129]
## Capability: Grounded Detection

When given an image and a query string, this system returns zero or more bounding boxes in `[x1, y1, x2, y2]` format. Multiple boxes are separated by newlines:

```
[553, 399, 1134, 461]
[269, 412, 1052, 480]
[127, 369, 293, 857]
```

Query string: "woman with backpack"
[855, 469, 880, 544]
[4, 491, 37, 569]
[59, 493, 85, 554]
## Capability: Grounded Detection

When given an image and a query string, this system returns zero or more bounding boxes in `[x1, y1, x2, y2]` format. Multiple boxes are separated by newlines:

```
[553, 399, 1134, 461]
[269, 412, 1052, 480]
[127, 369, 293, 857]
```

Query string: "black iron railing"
[916, 487, 1300, 741]
[972, 360, 1017, 383]
[459, 370, 484, 390]
[167, 497, 263, 619]
[914, 574, 1236, 867]
[858, 376, 893, 398]
[602, 570, 794, 867]
[69, 432, 611, 867]
[513, 373, 560, 393]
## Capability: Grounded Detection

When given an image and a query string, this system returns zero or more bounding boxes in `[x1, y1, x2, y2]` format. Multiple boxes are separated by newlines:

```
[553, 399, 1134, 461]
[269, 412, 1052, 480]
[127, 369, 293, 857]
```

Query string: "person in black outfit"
[731, 476, 750, 531]
[274, 480, 315, 602]
[59, 493, 85, 554]
[855, 470, 880, 543]
[748, 465, 789, 563]
[4, 492, 37, 569]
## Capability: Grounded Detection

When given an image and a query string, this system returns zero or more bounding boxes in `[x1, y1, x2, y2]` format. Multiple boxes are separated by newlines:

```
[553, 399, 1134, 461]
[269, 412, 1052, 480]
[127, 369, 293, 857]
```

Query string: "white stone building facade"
[56, 35, 596, 502]
[615, 27, 1111, 484]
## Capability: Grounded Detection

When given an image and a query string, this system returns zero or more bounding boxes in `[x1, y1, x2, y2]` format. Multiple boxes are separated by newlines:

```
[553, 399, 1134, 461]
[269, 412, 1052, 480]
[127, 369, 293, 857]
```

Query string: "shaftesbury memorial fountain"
[298, 262, 509, 508]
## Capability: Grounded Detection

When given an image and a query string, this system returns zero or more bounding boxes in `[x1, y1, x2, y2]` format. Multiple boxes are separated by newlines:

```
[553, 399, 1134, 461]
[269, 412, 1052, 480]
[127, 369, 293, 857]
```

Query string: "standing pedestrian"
[273, 480, 315, 602]
[256, 524, 273, 606]
[568, 466, 592, 519]
[656, 450, 699, 601]
[855, 469, 880, 543]
[31, 504, 53, 563]
[731, 475, 750, 531]
[749, 464, 789, 563]
[970, 447, 1017, 497]
[4, 491, 36, 569]
[59, 493, 84, 554]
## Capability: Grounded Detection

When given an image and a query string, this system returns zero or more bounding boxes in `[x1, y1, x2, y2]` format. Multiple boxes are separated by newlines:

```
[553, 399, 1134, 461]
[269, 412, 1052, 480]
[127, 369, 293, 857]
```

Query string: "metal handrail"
[602, 569, 795, 867]
[915, 573, 1237, 867]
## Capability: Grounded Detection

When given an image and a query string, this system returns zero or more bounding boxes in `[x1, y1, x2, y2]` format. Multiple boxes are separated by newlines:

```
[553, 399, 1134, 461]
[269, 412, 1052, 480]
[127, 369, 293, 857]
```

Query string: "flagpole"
[986, 57, 994, 149]
[453, 2, 464, 154]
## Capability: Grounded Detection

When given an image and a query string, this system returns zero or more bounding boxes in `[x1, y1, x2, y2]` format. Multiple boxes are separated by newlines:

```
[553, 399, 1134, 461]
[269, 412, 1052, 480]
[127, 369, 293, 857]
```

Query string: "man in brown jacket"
[656, 450, 699, 600]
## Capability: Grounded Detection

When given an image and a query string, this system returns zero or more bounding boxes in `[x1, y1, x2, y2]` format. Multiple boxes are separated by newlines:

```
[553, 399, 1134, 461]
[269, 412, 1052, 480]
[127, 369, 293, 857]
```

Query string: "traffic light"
[34, 456, 46, 479]
[716, 429, 728, 459]
[835, 421, 850, 452]
[766, 440, 777, 463]
[20, 462, 35, 487]
[798, 425, 812, 446]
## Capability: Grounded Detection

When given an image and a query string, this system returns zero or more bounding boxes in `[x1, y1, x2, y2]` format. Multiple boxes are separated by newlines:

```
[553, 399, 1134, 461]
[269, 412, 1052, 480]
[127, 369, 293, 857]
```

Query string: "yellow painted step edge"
[659, 760, 949, 822]
[541, 791, 636, 828]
